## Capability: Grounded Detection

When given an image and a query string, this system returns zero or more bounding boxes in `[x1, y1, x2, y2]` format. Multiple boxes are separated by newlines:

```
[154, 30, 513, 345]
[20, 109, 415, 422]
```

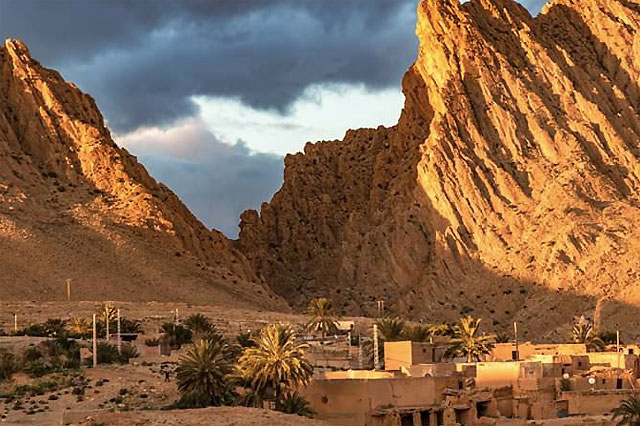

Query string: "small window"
[630, 349, 635, 355]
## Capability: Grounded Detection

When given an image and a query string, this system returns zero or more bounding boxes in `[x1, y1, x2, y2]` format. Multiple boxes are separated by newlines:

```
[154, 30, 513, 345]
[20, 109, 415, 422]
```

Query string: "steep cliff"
[0, 39, 287, 310]
[238, 0, 640, 339]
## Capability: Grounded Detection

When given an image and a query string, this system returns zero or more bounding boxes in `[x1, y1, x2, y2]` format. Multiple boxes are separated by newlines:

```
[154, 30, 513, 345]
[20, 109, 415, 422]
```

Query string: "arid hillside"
[237, 0, 640, 340]
[0, 40, 287, 311]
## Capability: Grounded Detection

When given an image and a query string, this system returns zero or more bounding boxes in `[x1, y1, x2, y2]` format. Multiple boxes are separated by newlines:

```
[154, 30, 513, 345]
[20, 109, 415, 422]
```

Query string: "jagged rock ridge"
[0, 39, 287, 310]
[237, 0, 640, 339]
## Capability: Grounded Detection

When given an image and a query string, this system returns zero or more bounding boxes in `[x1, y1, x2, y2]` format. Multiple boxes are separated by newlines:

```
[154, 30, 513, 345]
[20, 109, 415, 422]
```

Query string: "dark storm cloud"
[1, 0, 418, 131]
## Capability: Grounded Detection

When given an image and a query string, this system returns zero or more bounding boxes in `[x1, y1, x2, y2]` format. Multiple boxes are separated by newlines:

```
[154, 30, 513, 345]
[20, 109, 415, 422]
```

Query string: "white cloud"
[193, 83, 404, 155]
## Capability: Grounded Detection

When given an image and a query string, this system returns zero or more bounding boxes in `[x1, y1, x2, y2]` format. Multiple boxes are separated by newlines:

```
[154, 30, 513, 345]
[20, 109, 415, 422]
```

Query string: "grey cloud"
[1, 0, 418, 132]
[122, 122, 284, 237]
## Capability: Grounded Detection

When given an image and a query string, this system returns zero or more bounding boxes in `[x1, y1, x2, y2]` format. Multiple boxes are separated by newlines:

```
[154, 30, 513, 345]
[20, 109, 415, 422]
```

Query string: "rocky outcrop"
[0, 39, 287, 310]
[238, 0, 640, 339]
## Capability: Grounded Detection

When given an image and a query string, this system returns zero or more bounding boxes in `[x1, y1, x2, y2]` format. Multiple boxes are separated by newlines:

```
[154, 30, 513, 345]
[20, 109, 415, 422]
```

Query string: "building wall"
[384, 341, 447, 371]
[561, 391, 633, 416]
[302, 376, 455, 426]
[491, 344, 587, 361]
[385, 341, 415, 371]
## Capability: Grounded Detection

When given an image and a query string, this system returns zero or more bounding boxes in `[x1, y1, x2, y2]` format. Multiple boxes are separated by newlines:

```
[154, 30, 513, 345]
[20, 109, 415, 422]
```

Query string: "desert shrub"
[22, 337, 81, 376]
[0, 329, 7, 336]
[65, 317, 92, 339]
[145, 339, 160, 347]
[120, 344, 139, 361]
[21, 319, 67, 338]
[92, 342, 136, 365]
[0, 350, 17, 382]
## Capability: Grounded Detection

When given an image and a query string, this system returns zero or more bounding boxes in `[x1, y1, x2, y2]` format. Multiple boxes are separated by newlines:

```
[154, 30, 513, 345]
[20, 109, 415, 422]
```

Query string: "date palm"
[614, 395, 640, 426]
[184, 313, 214, 340]
[428, 323, 453, 337]
[305, 298, 338, 342]
[280, 392, 315, 418]
[446, 316, 495, 362]
[376, 317, 406, 342]
[571, 321, 605, 352]
[176, 339, 233, 407]
[236, 324, 313, 408]
[403, 324, 431, 342]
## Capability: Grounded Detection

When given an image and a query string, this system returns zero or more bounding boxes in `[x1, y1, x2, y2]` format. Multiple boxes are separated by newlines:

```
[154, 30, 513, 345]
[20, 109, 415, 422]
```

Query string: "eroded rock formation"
[238, 0, 640, 339]
[0, 40, 287, 310]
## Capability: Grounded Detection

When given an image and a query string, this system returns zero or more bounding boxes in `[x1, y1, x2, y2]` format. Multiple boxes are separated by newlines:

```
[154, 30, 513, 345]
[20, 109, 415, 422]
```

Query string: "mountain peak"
[0, 39, 287, 310]
[237, 0, 640, 339]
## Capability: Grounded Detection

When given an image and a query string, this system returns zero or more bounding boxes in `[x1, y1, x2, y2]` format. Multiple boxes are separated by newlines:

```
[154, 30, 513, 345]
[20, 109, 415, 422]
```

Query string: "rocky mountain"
[0, 39, 287, 310]
[237, 0, 640, 339]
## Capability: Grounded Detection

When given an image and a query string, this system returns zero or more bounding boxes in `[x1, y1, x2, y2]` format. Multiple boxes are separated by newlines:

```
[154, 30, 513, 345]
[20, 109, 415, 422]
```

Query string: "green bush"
[92, 343, 137, 365]
[21, 319, 67, 338]
[22, 337, 81, 376]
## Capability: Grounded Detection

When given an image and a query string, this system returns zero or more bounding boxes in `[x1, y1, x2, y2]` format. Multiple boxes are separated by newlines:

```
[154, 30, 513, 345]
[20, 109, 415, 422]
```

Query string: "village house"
[302, 340, 640, 426]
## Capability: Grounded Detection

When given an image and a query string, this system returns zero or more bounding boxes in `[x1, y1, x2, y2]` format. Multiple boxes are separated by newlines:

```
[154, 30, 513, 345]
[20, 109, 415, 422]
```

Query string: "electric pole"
[92, 314, 97, 368]
[117, 309, 122, 354]
[373, 324, 380, 370]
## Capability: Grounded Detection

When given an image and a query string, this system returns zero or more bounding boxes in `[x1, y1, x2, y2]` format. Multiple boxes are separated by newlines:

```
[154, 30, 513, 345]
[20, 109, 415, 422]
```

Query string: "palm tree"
[376, 317, 406, 342]
[495, 333, 510, 343]
[428, 323, 453, 337]
[176, 339, 233, 408]
[100, 302, 117, 338]
[403, 324, 431, 342]
[279, 392, 315, 418]
[236, 324, 313, 408]
[613, 395, 640, 426]
[571, 321, 605, 352]
[305, 298, 339, 342]
[446, 316, 495, 362]
[184, 314, 214, 340]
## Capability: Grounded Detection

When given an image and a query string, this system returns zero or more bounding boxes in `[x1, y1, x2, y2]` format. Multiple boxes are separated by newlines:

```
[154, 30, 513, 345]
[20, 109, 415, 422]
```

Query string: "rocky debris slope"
[0, 40, 287, 310]
[237, 0, 640, 339]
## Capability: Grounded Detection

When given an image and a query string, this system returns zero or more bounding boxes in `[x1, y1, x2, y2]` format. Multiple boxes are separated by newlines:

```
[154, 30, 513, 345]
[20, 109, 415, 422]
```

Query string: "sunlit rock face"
[237, 0, 640, 339]
[0, 40, 287, 310]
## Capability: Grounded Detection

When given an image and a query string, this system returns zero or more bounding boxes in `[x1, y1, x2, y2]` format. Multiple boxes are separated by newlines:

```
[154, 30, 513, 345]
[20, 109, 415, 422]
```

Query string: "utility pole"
[117, 309, 122, 354]
[358, 333, 363, 370]
[175, 308, 179, 325]
[13, 313, 17, 333]
[66, 279, 71, 302]
[617, 327, 621, 370]
[373, 324, 380, 370]
[105, 311, 110, 342]
[92, 314, 98, 368]
[376, 300, 385, 318]
[513, 321, 519, 361]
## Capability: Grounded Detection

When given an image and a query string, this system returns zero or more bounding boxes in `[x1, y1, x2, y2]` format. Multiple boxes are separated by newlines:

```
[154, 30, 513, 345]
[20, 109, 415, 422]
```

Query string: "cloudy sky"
[1, 0, 545, 237]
